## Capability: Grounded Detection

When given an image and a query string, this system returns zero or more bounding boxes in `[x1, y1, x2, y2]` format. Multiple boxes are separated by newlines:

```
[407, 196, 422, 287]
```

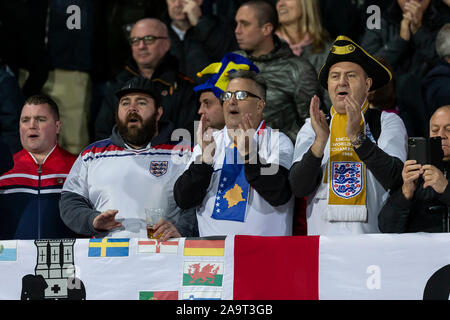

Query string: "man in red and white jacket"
[0, 95, 78, 239]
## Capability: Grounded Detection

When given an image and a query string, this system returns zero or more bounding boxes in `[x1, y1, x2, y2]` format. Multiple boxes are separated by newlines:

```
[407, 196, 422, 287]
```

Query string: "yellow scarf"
[325, 99, 369, 222]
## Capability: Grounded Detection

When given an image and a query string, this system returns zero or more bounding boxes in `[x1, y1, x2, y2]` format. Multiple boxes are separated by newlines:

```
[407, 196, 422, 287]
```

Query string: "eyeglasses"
[129, 35, 168, 46]
[220, 90, 262, 102]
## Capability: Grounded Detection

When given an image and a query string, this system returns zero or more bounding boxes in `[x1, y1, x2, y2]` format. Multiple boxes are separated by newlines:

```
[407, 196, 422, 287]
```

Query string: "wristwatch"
[350, 132, 366, 147]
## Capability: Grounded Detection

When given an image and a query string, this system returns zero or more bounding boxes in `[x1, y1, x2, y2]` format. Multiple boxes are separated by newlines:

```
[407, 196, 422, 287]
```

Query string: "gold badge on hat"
[331, 44, 356, 55]
[319, 35, 392, 90]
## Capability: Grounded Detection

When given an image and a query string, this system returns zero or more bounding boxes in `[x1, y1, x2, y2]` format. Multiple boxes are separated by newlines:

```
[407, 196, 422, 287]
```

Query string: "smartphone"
[429, 136, 444, 171]
[408, 137, 427, 165]
[407, 137, 443, 169]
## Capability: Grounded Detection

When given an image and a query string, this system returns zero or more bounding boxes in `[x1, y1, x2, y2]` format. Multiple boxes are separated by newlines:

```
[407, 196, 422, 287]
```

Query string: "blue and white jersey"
[186, 122, 294, 237]
[63, 138, 192, 238]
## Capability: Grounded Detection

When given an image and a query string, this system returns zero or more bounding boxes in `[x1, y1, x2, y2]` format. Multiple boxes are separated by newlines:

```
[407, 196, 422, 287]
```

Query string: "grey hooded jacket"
[59, 121, 198, 238]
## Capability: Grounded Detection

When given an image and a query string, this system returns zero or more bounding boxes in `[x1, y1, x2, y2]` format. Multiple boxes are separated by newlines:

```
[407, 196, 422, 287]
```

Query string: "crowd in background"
[0, 0, 450, 240]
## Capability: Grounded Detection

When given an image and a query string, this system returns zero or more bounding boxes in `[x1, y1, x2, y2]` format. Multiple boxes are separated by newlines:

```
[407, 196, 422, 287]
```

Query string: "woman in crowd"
[275, 0, 331, 73]
[275, 0, 332, 110]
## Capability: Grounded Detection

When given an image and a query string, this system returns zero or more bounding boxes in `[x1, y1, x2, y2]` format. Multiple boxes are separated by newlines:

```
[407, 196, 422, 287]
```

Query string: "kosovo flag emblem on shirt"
[211, 145, 249, 222]
[88, 238, 130, 257]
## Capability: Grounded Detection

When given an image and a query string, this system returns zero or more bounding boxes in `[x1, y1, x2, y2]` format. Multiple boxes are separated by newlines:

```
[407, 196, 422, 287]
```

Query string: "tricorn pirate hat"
[318, 35, 392, 91]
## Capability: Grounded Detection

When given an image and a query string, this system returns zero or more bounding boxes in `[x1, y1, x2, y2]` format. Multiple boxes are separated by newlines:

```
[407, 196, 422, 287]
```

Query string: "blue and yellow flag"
[88, 238, 130, 257]
[211, 145, 249, 222]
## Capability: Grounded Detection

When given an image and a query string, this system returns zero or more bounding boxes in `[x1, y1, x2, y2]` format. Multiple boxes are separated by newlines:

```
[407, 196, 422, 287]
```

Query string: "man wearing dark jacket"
[361, 0, 450, 137]
[163, 0, 239, 82]
[379, 104, 450, 233]
[233, 0, 323, 142]
[94, 18, 199, 143]
[61, 78, 197, 239]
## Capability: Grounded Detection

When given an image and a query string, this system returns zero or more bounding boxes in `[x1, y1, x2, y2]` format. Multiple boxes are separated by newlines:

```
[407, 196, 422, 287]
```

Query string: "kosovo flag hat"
[194, 52, 260, 98]
[318, 35, 392, 91]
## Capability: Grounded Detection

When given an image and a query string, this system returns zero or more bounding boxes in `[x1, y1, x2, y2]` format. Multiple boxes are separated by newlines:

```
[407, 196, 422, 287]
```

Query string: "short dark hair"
[242, 0, 278, 31]
[24, 94, 60, 120]
[227, 69, 267, 101]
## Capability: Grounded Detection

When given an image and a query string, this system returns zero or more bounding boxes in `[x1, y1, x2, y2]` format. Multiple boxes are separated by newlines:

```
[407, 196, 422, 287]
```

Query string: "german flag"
[184, 236, 225, 256]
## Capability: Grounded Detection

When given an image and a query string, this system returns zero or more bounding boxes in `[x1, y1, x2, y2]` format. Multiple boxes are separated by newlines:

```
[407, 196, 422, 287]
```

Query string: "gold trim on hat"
[319, 35, 393, 85]
[331, 44, 356, 55]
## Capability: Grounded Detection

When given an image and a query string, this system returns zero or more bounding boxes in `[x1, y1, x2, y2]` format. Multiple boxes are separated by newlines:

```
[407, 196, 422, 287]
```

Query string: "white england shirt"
[63, 139, 192, 238]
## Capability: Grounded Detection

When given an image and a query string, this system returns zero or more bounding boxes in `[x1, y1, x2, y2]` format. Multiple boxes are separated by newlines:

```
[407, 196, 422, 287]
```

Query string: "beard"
[116, 111, 158, 148]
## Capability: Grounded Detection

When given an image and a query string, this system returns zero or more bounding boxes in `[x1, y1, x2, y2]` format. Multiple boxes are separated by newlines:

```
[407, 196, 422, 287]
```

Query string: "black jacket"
[0, 139, 13, 175]
[421, 60, 450, 121]
[361, 1, 450, 137]
[378, 163, 450, 233]
[94, 54, 199, 143]
[361, 0, 449, 78]
[0, 66, 24, 154]
[163, 13, 239, 82]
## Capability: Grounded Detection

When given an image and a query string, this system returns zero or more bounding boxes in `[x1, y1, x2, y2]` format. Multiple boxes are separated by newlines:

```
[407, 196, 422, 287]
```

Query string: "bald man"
[379, 105, 450, 233]
[95, 18, 199, 142]
[129, 18, 171, 79]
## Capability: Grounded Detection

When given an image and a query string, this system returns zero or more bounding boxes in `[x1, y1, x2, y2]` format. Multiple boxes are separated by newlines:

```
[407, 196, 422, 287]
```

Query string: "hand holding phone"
[401, 159, 423, 200]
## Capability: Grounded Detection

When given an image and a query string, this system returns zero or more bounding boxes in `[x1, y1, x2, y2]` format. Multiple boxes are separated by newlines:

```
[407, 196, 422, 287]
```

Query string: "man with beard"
[60, 77, 197, 239]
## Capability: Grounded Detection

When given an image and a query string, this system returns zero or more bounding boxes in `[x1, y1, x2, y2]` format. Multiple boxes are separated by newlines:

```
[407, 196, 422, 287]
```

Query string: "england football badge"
[150, 160, 168, 177]
[331, 161, 363, 199]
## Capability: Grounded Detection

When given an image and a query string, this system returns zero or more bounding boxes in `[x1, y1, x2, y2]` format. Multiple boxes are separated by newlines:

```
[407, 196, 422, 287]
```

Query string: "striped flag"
[182, 291, 222, 300]
[137, 239, 179, 254]
[139, 291, 178, 300]
[88, 238, 129, 257]
[0, 241, 17, 261]
[184, 236, 225, 256]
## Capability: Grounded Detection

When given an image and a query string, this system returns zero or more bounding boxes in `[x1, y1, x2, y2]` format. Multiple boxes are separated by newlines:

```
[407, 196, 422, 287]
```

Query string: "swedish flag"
[88, 238, 130, 257]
